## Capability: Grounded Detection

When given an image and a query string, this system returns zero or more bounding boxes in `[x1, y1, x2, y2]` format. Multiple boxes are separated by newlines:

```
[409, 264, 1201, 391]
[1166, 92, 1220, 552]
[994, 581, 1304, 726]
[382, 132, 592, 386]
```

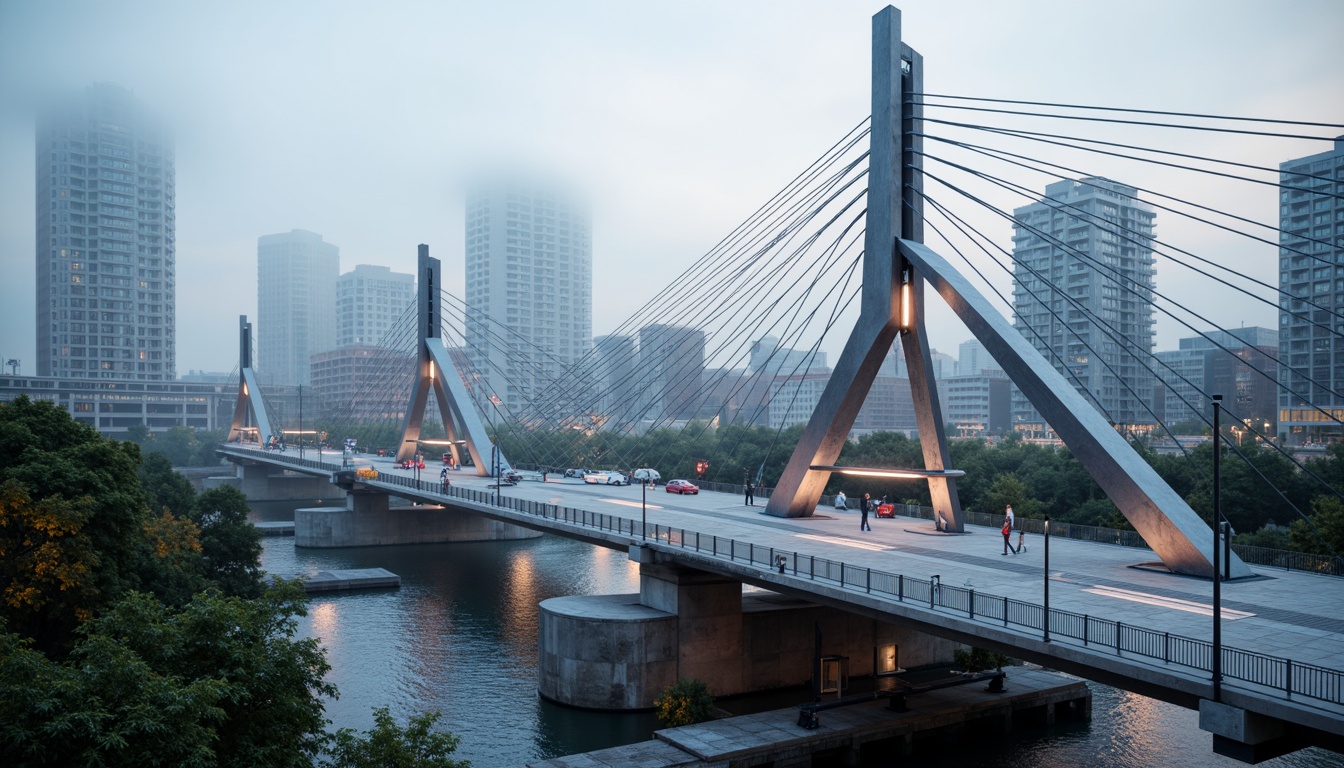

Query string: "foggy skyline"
[2, 0, 1342, 376]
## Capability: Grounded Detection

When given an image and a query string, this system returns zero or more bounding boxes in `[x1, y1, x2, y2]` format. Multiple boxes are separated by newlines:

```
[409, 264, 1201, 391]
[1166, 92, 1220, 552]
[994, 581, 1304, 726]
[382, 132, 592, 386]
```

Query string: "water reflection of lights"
[1082, 585, 1255, 619]
[794, 533, 889, 552]
[311, 601, 340, 638]
[602, 498, 663, 510]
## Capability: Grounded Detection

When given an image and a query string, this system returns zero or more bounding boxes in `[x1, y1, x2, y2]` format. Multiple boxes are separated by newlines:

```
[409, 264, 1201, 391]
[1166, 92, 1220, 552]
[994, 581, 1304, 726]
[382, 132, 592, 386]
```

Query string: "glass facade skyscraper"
[36, 83, 175, 380]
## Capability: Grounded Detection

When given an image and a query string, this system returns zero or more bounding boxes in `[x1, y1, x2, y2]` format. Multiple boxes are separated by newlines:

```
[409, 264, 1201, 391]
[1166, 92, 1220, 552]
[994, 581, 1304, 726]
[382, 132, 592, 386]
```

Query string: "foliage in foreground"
[324, 707, 469, 768]
[654, 677, 716, 728]
[0, 581, 334, 767]
[0, 398, 469, 766]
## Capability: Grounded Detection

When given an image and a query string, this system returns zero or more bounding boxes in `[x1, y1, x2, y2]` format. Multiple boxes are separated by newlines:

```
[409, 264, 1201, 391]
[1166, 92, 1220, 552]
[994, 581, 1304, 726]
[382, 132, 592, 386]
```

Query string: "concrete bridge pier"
[294, 490, 540, 548]
[537, 545, 959, 711]
[225, 461, 345, 504]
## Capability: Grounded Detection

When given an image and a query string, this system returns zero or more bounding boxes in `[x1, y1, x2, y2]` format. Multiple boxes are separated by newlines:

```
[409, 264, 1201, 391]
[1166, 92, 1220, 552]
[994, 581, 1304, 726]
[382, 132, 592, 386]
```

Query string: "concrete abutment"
[538, 552, 960, 710]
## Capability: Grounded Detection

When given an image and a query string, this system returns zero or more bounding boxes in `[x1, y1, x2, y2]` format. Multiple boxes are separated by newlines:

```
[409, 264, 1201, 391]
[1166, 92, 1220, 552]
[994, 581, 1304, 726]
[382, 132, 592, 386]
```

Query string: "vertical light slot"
[900, 268, 912, 330]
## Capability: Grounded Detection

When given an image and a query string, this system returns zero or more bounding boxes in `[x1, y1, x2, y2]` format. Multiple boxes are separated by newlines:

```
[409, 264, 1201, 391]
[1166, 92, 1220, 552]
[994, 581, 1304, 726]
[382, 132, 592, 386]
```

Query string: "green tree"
[0, 397, 153, 652]
[1289, 496, 1344, 557]
[193, 486, 264, 598]
[0, 582, 335, 768]
[139, 452, 197, 519]
[980, 473, 1039, 519]
[325, 707, 469, 768]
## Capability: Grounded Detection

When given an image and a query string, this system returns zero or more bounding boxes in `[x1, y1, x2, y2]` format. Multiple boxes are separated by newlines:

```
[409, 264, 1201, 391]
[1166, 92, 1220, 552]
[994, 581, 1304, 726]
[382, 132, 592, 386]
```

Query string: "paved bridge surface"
[221, 443, 1344, 750]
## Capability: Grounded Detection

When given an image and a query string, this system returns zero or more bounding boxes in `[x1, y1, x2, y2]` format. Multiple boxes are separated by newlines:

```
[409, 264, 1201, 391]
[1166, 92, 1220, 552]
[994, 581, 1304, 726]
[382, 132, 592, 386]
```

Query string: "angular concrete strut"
[898, 238, 1249, 579]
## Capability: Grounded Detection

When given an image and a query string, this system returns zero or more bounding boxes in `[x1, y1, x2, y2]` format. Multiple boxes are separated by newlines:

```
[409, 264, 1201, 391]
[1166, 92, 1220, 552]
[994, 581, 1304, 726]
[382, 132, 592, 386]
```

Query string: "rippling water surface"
[261, 534, 1338, 767]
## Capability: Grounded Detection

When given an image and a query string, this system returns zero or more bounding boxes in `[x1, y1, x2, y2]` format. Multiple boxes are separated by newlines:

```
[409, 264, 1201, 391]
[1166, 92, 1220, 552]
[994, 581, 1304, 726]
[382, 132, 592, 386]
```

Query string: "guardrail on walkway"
[223, 446, 1344, 707]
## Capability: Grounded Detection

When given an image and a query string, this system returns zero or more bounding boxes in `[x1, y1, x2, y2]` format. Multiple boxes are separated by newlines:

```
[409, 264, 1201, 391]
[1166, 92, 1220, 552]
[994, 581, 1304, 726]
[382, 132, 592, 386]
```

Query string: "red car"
[875, 502, 896, 518]
[665, 479, 699, 495]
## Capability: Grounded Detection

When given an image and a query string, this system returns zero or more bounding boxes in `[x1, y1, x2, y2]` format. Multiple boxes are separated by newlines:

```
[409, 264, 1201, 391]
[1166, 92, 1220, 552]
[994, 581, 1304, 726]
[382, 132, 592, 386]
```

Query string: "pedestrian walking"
[860, 493, 872, 531]
[439, 466, 450, 494]
[1002, 504, 1018, 555]
[744, 481, 755, 506]
[834, 490, 847, 510]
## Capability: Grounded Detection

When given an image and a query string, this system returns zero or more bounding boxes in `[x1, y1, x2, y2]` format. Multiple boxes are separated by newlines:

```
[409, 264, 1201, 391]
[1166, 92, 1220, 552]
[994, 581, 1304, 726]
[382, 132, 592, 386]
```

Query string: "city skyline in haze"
[2, 0, 1341, 376]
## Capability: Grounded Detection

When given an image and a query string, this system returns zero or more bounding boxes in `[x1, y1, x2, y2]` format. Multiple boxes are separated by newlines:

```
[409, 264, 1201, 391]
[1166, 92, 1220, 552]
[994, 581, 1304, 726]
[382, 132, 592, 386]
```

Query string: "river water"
[259, 532, 1338, 767]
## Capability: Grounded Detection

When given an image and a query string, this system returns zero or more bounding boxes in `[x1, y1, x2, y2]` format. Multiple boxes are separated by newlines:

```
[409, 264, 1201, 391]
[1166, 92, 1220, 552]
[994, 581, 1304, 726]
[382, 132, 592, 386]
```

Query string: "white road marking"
[1082, 585, 1255, 619]
[795, 533, 889, 552]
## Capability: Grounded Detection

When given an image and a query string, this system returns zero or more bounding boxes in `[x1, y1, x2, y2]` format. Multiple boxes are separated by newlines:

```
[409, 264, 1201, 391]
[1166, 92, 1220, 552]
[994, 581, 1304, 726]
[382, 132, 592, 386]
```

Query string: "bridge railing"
[454, 491, 1342, 707]
[218, 446, 1344, 704]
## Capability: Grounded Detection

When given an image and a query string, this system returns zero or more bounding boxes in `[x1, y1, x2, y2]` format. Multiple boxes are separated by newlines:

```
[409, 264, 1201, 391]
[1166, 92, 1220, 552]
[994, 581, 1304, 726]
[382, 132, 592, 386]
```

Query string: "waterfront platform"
[255, 520, 295, 536]
[528, 667, 1089, 767]
[302, 567, 400, 593]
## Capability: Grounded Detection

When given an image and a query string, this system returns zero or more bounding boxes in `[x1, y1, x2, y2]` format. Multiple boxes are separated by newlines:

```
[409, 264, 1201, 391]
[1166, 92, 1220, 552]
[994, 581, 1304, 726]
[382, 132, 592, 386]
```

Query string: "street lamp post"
[1043, 514, 1051, 643]
[1212, 394, 1224, 702]
[641, 478, 647, 540]
[492, 445, 500, 506]
[298, 384, 304, 460]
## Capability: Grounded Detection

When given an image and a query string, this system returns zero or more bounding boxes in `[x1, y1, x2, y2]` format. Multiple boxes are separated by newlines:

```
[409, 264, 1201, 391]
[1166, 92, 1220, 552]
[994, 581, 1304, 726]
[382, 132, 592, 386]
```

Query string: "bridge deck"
[223, 445, 1344, 738]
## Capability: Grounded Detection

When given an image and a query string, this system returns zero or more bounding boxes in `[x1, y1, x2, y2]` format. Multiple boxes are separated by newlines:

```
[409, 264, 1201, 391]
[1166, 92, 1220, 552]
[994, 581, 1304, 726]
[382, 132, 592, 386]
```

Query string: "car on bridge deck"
[875, 502, 896, 518]
[583, 470, 630, 485]
[665, 479, 699, 495]
[564, 468, 589, 478]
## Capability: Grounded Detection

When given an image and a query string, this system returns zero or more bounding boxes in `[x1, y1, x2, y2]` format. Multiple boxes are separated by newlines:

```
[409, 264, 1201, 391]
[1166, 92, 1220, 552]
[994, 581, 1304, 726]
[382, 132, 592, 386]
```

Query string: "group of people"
[831, 491, 1028, 553]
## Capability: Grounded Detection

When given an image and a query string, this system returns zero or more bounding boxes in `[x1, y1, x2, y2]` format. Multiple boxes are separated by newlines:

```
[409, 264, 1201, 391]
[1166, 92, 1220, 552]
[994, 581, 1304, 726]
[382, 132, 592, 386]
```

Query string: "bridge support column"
[637, 560, 745, 695]
[1199, 700, 1296, 763]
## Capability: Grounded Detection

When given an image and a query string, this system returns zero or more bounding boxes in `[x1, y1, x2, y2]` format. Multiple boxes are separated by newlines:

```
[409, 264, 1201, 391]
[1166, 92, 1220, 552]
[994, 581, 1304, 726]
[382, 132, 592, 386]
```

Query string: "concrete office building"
[638, 323, 706, 422]
[464, 180, 592, 417]
[336, 264, 414, 348]
[257, 230, 339, 387]
[956, 338, 1001, 376]
[36, 83, 175, 380]
[1155, 327, 1278, 434]
[1011, 177, 1157, 437]
[1279, 138, 1344, 445]
[594, 334, 637, 425]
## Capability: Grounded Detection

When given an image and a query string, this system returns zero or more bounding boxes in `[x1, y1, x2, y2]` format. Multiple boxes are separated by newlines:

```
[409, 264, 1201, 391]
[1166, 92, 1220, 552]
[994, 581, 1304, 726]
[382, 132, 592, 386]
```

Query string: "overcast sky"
[2, 0, 1341, 376]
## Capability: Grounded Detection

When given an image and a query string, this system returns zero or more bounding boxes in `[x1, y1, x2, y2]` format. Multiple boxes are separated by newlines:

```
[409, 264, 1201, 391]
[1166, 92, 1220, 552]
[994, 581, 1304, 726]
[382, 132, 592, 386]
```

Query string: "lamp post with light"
[1043, 514, 1051, 643]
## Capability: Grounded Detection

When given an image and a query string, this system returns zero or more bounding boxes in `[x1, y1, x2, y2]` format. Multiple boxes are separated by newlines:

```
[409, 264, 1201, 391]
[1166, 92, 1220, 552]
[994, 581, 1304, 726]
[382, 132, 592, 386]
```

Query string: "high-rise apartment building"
[1279, 138, 1344, 445]
[336, 264, 414, 347]
[1010, 177, 1157, 436]
[36, 83, 175, 380]
[257, 229, 339, 387]
[464, 180, 592, 416]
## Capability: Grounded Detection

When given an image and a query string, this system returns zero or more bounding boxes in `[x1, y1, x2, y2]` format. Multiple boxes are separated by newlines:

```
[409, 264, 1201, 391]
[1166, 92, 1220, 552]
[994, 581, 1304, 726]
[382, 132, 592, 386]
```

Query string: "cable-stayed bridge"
[218, 6, 1344, 761]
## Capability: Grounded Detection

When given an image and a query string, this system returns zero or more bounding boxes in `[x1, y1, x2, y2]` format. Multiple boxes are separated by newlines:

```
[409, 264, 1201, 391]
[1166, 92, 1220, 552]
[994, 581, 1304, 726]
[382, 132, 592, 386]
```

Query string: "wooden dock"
[529, 667, 1089, 767]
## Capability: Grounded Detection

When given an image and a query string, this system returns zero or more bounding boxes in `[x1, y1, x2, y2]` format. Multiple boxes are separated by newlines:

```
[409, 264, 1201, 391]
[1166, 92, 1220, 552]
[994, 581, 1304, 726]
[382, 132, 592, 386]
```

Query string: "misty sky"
[2, 0, 1341, 376]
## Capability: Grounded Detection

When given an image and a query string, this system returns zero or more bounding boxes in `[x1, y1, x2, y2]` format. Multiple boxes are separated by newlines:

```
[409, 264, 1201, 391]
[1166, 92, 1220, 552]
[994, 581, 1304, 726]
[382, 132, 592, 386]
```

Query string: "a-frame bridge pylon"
[768, 5, 1247, 580]
[765, 6, 966, 530]
[227, 315, 275, 445]
[394, 244, 507, 476]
